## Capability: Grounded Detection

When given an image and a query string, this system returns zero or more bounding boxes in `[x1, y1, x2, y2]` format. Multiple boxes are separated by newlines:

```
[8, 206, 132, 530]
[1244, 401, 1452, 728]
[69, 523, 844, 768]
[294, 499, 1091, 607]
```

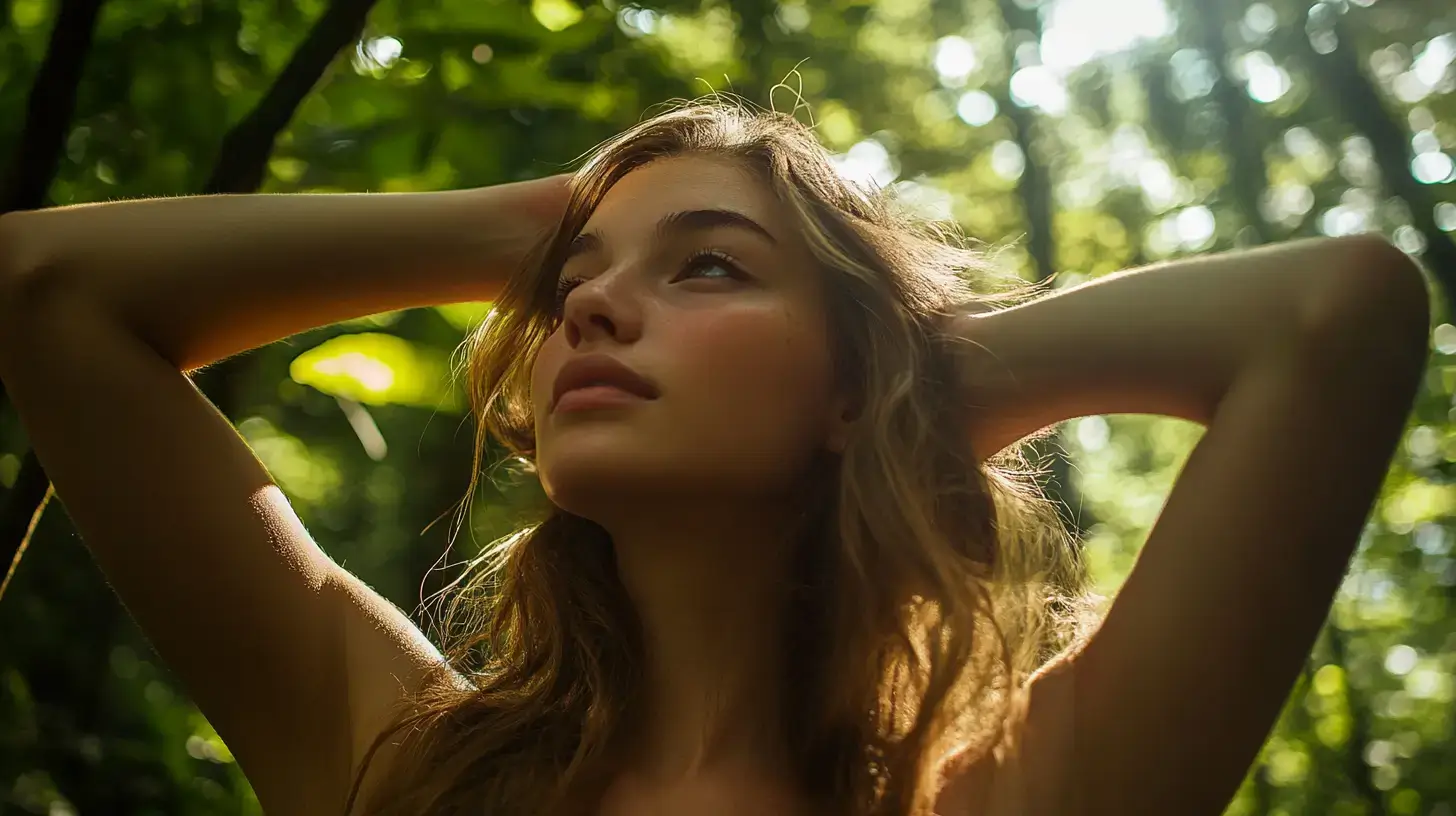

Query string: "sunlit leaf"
[289, 332, 460, 410]
[531, 0, 583, 32]
[268, 157, 307, 182]
[436, 301, 494, 331]
[10, 0, 50, 29]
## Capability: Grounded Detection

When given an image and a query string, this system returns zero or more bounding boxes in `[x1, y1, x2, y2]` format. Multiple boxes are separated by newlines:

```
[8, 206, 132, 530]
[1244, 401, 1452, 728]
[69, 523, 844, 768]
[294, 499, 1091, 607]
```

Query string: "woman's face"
[530, 154, 850, 516]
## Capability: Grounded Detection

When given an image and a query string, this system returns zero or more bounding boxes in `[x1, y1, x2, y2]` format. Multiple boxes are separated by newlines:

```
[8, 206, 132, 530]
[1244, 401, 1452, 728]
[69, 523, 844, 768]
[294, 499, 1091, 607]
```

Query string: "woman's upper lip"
[551, 353, 659, 410]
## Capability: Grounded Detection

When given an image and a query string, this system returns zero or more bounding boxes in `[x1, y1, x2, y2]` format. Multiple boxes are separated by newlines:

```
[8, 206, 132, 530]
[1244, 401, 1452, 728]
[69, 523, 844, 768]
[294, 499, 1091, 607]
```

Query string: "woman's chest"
[593, 773, 821, 816]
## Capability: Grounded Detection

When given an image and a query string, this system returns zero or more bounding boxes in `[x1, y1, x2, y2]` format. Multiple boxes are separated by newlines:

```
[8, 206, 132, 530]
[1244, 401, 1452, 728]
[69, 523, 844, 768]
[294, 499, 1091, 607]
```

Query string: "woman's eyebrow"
[566, 208, 778, 262]
[656, 208, 779, 245]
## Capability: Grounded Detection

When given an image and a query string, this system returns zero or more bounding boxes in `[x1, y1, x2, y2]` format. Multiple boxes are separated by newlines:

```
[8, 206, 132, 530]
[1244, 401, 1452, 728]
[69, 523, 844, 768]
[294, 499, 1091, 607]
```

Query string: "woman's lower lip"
[553, 385, 650, 413]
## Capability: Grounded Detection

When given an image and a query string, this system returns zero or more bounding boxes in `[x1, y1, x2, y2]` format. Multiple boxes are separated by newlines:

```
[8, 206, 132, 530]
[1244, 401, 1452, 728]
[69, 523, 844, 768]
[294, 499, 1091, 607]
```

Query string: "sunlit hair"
[347, 95, 1098, 815]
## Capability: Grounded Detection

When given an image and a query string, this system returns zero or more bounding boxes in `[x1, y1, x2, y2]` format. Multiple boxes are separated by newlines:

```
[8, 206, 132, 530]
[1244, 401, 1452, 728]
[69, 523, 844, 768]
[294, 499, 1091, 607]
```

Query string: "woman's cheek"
[530, 335, 567, 418]
[668, 304, 831, 404]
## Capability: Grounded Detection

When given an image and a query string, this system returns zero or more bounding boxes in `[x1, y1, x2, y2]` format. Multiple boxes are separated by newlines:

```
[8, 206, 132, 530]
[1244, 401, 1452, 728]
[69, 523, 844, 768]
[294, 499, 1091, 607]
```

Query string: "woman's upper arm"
[1026, 241, 1429, 815]
[0, 242, 446, 810]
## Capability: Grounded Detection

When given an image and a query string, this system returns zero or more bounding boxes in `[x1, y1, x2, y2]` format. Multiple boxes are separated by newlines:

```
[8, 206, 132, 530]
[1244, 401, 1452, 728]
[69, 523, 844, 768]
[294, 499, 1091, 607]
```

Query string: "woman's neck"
[605, 501, 804, 782]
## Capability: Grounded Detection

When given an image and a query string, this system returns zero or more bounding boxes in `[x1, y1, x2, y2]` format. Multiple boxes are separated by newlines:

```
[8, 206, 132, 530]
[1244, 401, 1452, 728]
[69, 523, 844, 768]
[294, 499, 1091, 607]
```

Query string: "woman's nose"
[562, 274, 643, 347]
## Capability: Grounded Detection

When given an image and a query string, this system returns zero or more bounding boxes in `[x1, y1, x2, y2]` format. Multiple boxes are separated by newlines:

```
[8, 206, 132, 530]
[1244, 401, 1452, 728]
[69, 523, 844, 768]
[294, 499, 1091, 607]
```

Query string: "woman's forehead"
[584, 155, 782, 236]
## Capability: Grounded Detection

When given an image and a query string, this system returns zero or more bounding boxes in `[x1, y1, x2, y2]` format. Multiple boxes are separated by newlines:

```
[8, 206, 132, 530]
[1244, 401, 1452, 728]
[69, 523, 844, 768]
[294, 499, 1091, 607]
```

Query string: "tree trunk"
[1327, 623, 1388, 814]
[1305, 15, 1456, 303]
[994, 0, 1092, 547]
[1185, 0, 1272, 244]
[0, 0, 104, 215]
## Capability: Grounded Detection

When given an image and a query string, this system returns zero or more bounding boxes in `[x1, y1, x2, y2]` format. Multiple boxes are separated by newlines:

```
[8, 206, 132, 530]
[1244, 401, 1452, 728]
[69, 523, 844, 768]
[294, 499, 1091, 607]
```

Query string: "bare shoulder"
[935, 660, 1079, 816]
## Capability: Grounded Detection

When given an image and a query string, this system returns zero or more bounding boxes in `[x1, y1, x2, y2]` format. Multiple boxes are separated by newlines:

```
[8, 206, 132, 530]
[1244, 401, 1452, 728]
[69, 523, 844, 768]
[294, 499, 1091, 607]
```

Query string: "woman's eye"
[678, 251, 742, 281]
[553, 276, 584, 317]
[551, 252, 744, 320]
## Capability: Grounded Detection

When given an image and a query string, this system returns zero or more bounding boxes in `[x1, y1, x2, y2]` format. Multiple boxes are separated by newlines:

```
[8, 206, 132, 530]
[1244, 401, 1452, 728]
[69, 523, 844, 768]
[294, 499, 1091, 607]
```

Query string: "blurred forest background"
[0, 0, 1453, 812]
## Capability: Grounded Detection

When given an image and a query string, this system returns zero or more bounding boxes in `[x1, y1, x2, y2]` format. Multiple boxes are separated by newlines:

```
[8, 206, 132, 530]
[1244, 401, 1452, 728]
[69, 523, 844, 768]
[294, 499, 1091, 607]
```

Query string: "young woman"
[0, 100, 1430, 816]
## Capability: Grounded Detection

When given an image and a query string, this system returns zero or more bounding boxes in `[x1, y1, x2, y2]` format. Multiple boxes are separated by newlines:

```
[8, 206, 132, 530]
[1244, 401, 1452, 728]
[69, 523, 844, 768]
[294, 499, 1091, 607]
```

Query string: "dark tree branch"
[0, 0, 104, 214]
[0, 0, 382, 602]
[735, 0, 779, 104]
[203, 0, 379, 195]
[994, 0, 1055, 284]
[0, 0, 106, 411]
[1186, 0, 1272, 244]
[1305, 16, 1456, 302]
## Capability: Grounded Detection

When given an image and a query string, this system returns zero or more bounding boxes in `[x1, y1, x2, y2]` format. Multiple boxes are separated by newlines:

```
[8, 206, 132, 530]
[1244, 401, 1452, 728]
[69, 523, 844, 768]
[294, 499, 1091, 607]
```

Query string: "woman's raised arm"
[943, 234, 1430, 815]
[0, 179, 566, 813]
[952, 234, 1425, 461]
[0, 175, 567, 370]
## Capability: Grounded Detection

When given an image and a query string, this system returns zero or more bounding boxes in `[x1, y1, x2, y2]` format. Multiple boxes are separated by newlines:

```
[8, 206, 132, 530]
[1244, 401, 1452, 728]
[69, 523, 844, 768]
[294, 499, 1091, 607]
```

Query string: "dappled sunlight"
[933, 35, 977, 88]
[1041, 0, 1174, 72]
[888, 178, 955, 221]
[434, 302, 494, 332]
[1235, 50, 1292, 104]
[954, 89, 997, 127]
[1375, 35, 1456, 105]
[237, 418, 343, 508]
[532, 0, 584, 32]
[988, 139, 1025, 183]
[289, 332, 461, 412]
[831, 137, 900, 190]
[649, 4, 739, 77]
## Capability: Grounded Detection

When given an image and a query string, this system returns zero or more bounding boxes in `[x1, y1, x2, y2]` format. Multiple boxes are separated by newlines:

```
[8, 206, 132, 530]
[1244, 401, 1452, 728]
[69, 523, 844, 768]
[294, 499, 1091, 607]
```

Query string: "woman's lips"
[550, 353, 659, 411]
[553, 384, 652, 414]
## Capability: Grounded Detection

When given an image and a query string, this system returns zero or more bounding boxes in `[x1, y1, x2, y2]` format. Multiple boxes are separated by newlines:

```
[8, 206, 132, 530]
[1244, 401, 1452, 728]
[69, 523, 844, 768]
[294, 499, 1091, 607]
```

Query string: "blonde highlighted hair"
[348, 96, 1097, 816]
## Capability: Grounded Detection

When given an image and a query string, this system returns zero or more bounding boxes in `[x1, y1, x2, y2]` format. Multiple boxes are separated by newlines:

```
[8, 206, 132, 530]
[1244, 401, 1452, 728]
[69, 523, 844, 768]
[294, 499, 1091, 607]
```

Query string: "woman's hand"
[466, 173, 572, 290]
[490, 173, 572, 267]
[508, 173, 573, 226]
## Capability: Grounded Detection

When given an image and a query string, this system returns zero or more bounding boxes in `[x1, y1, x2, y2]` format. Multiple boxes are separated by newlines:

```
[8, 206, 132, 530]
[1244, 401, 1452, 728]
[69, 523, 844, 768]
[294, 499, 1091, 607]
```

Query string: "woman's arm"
[952, 234, 1422, 458]
[945, 234, 1430, 815]
[0, 180, 567, 812]
[0, 175, 568, 371]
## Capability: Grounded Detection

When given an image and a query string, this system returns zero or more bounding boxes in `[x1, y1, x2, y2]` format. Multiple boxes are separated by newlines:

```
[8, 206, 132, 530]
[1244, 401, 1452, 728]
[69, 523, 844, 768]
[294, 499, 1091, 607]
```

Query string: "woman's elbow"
[1300, 235, 1431, 346]
[0, 210, 75, 316]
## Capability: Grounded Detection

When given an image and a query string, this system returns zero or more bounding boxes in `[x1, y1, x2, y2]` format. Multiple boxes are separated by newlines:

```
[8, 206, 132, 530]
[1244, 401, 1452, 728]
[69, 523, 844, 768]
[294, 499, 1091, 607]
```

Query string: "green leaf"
[289, 332, 460, 411]
[435, 301, 494, 331]
[10, 0, 51, 29]
[531, 0, 583, 32]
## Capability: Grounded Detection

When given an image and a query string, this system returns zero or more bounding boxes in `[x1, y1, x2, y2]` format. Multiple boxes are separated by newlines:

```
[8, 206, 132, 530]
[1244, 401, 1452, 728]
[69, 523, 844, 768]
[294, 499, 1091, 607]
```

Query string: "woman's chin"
[538, 456, 670, 512]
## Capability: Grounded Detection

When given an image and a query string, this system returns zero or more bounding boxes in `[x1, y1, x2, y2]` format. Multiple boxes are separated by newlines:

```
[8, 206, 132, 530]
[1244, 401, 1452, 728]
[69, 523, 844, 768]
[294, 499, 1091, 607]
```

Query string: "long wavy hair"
[347, 96, 1097, 816]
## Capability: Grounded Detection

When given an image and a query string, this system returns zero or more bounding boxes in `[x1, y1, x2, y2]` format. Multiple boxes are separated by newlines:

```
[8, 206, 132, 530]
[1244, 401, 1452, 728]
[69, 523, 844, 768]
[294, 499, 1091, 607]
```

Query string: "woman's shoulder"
[935, 660, 1078, 815]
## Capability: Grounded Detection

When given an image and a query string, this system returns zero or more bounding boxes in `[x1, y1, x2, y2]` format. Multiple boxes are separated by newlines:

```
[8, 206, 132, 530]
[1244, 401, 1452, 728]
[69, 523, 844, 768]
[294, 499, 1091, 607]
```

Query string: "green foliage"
[289, 331, 460, 410]
[1, 0, 1454, 812]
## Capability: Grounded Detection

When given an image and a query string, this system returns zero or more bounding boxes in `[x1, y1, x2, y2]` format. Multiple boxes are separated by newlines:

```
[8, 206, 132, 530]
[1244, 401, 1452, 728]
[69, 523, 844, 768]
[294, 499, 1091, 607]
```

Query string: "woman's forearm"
[0, 176, 567, 371]
[952, 234, 1428, 459]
